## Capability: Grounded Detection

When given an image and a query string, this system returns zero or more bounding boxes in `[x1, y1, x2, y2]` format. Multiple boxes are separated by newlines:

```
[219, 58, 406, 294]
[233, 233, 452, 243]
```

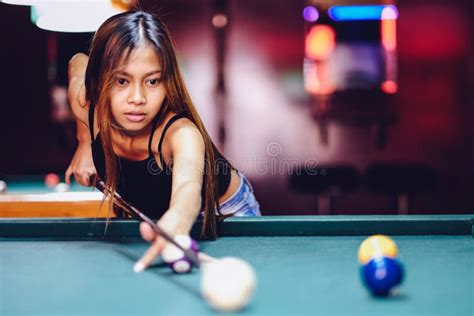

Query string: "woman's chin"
[115, 122, 151, 137]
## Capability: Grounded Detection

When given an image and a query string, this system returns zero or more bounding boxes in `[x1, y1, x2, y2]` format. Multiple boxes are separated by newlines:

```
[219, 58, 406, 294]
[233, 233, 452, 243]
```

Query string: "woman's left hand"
[134, 121, 205, 272]
[134, 212, 189, 273]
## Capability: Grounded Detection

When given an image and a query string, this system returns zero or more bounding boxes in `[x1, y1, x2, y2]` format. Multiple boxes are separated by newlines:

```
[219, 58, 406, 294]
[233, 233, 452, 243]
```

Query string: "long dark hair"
[85, 11, 223, 238]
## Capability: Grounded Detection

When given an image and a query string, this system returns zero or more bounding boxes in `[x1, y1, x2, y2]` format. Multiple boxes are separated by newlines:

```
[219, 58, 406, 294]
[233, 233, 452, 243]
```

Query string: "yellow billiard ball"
[358, 235, 398, 264]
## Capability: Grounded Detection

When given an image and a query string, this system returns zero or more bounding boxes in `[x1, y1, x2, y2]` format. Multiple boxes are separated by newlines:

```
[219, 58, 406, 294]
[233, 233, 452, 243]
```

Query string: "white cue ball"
[54, 182, 70, 193]
[0, 180, 7, 193]
[201, 257, 257, 312]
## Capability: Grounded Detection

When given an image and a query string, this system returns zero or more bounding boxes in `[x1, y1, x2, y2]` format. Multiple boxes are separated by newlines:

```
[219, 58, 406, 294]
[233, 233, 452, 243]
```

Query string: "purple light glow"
[303, 6, 319, 22]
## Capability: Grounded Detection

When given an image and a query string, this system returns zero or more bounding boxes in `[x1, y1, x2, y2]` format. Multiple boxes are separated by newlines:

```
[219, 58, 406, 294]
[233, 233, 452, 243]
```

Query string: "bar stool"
[364, 162, 436, 214]
[289, 165, 360, 214]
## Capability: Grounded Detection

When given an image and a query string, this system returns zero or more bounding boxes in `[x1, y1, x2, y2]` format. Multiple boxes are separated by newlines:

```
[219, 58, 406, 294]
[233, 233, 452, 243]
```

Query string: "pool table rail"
[1, 215, 473, 240]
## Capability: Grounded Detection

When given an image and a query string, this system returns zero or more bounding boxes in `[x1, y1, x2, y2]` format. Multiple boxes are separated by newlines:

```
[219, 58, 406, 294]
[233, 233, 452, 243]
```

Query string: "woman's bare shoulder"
[151, 114, 203, 162]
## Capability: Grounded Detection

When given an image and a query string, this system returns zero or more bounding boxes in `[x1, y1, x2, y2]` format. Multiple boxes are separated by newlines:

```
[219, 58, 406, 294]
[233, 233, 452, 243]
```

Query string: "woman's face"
[110, 45, 166, 134]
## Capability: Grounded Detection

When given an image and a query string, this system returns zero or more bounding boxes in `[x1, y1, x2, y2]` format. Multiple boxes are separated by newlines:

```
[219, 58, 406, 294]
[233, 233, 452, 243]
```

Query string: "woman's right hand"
[66, 53, 95, 187]
[65, 142, 97, 187]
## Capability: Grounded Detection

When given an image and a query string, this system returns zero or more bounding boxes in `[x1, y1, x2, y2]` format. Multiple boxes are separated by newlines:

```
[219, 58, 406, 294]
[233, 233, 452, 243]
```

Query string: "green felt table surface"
[2, 175, 93, 194]
[1, 216, 473, 316]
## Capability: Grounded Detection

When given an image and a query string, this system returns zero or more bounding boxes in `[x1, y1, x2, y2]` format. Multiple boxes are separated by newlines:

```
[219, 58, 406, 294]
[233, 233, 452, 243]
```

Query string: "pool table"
[1, 216, 473, 315]
[0, 175, 110, 217]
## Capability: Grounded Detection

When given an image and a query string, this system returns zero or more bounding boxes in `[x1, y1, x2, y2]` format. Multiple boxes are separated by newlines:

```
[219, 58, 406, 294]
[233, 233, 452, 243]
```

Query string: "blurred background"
[1, 0, 473, 216]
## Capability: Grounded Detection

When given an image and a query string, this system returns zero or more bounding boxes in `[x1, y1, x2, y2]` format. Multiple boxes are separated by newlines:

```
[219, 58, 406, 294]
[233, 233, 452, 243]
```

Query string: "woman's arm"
[161, 123, 205, 233]
[65, 53, 97, 186]
[67, 53, 89, 126]
[135, 122, 206, 272]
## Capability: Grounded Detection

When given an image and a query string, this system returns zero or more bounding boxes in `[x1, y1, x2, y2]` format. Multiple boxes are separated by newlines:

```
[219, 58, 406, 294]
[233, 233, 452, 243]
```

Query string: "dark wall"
[0, 5, 52, 174]
[1, 1, 473, 214]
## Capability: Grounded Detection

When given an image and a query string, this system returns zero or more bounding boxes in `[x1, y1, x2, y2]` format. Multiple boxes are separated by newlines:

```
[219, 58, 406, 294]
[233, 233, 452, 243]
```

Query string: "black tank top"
[89, 108, 232, 219]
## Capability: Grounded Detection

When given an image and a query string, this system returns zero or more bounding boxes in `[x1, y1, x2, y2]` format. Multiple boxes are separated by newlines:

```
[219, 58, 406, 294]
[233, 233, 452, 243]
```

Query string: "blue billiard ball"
[361, 256, 404, 296]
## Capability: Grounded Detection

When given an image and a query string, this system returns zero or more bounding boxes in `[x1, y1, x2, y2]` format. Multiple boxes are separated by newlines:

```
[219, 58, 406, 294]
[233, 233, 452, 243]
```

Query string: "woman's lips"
[124, 112, 146, 122]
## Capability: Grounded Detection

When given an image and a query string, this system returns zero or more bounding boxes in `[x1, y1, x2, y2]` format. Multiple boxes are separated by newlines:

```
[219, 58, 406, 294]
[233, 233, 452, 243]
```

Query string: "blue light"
[328, 5, 398, 21]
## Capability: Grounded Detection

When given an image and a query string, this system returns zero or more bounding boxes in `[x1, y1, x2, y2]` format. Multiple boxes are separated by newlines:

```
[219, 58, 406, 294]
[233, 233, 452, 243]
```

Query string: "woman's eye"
[148, 78, 160, 86]
[117, 78, 128, 85]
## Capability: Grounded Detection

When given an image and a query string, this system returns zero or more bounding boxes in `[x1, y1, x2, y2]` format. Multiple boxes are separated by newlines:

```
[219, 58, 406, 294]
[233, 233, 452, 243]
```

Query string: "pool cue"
[95, 180, 203, 267]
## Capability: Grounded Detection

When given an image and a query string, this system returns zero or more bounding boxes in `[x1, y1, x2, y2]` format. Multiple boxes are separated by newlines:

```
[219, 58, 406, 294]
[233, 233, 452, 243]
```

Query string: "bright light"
[212, 14, 228, 28]
[381, 80, 398, 94]
[32, 2, 122, 33]
[110, 0, 134, 11]
[303, 58, 320, 94]
[381, 6, 399, 20]
[1, 0, 37, 5]
[381, 18, 397, 51]
[3, 0, 108, 5]
[328, 5, 398, 21]
[302, 6, 319, 22]
[305, 25, 335, 60]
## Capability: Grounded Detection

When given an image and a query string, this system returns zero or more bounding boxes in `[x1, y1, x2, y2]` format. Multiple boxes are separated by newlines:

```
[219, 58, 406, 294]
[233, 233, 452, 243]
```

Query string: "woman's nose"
[128, 84, 146, 105]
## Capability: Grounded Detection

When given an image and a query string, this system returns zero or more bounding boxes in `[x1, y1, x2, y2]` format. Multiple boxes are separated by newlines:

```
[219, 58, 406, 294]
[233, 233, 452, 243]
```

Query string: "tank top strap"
[88, 104, 95, 141]
[157, 112, 187, 168]
[147, 115, 160, 157]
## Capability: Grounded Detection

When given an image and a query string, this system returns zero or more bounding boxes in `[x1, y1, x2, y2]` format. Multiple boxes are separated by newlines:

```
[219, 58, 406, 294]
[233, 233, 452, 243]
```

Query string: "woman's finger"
[139, 222, 157, 242]
[134, 237, 166, 273]
[65, 167, 73, 185]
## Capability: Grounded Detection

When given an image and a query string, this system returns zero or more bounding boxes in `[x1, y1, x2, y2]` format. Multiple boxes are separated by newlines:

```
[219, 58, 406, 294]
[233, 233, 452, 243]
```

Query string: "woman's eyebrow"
[116, 70, 162, 77]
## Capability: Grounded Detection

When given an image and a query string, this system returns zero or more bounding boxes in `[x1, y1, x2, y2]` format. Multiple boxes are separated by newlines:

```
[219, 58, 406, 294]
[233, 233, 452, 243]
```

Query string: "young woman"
[65, 11, 260, 272]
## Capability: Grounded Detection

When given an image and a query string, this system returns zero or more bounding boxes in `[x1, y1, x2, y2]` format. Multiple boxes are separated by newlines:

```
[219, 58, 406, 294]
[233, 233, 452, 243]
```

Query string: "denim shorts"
[219, 172, 261, 217]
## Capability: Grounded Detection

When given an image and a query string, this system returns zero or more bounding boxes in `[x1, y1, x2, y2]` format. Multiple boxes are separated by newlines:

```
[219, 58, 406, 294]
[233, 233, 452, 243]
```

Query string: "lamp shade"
[32, 1, 122, 32]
